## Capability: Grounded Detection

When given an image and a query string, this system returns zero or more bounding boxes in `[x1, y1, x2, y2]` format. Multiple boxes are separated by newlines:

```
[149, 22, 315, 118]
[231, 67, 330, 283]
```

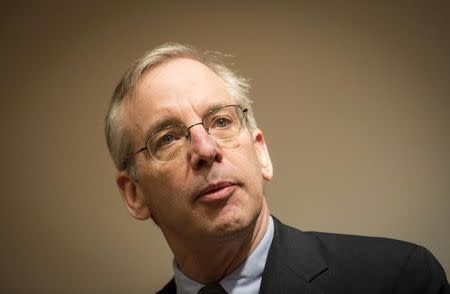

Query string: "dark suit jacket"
[157, 217, 449, 293]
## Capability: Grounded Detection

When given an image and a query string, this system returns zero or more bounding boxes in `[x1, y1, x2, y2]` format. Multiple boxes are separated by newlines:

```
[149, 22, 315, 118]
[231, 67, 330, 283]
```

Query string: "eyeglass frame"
[133, 104, 248, 162]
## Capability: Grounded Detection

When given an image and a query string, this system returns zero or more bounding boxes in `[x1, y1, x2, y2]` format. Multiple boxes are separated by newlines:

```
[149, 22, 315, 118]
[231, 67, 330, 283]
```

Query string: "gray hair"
[105, 43, 257, 178]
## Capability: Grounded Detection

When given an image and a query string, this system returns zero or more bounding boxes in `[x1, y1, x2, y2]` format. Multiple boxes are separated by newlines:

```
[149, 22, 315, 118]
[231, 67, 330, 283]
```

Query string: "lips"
[196, 182, 236, 203]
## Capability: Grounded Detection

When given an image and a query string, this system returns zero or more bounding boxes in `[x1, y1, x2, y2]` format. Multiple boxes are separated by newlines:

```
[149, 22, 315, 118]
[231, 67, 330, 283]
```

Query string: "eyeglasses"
[135, 104, 248, 163]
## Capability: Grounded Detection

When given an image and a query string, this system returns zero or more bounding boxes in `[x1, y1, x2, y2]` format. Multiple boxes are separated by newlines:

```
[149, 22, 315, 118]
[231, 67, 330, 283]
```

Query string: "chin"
[207, 204, 260, 239]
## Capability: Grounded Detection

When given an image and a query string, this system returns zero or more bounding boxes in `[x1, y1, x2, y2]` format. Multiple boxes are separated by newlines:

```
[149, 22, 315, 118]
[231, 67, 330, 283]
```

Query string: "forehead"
[123, 58, 234, 139]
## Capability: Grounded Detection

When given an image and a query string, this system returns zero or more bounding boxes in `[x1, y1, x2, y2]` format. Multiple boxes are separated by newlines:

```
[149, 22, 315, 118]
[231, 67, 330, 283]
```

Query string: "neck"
[169, 200, 270, 284]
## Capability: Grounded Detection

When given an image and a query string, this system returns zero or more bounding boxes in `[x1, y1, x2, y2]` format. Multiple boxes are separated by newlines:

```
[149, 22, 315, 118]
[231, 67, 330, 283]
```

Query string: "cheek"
[242, 142, 263, 170]
[138, 164, 187, 207]
[229, 142, 264, 185]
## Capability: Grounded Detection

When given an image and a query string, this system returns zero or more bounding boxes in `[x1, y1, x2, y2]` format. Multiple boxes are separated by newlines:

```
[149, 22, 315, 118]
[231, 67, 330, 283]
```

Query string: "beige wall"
[1, 1, 449, 293]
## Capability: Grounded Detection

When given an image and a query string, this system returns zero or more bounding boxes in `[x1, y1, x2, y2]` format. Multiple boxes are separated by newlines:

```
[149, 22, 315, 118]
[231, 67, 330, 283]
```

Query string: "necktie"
[198, 283, 227, 294]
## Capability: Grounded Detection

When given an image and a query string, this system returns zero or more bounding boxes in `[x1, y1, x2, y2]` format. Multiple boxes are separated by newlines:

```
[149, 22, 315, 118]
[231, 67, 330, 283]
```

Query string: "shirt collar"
[173, 216, 274, 294]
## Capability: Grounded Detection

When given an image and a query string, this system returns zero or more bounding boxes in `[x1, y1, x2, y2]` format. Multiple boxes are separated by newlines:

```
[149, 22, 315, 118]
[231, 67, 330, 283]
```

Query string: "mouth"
[196, 182, 237, 204]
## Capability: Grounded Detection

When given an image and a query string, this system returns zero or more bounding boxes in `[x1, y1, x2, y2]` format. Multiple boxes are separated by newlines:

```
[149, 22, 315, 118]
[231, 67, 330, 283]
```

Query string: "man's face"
[118, 58, 272, 244]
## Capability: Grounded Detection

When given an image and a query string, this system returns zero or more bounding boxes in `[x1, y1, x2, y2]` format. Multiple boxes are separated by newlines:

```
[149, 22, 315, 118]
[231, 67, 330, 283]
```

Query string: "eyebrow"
[144, 117, 181, 139]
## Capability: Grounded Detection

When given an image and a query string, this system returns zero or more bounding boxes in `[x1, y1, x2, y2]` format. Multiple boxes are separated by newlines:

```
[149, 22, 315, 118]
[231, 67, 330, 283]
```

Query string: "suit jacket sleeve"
[394, 245, 449, 294]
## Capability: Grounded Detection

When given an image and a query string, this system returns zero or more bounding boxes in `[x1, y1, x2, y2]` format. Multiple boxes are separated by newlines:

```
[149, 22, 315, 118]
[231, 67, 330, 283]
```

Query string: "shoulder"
[275, 216, 417, 263]
[312, 231, 449, 293]
[310, 230, 417, 263]
[272, 217, 449, 293]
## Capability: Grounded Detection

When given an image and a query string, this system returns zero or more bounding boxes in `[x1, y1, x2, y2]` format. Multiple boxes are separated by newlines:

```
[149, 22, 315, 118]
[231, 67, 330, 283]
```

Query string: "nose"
[188, 124, 222, 170]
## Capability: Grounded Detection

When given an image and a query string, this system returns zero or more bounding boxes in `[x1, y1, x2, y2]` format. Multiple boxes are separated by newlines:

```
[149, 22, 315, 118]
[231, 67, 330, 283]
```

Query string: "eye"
[156, 132, 181, 149]
[212, 116, 231, 128]
[161, 133, 175, 146]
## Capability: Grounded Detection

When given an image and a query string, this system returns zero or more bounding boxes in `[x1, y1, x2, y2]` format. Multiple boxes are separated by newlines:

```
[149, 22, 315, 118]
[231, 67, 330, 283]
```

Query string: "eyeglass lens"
[147, 105, 246, 162]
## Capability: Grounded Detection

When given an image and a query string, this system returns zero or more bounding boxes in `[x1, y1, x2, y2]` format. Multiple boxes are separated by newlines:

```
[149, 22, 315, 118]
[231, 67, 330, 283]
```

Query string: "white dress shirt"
[173, 216, 275, 294]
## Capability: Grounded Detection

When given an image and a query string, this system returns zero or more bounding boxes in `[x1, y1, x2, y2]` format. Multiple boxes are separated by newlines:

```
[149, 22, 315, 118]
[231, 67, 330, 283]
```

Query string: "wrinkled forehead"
[122, 58, 235, 142]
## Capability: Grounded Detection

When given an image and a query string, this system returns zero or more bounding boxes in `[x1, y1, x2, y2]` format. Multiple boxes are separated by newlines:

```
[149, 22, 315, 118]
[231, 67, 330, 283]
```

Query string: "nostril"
[195, 159, 207, 170]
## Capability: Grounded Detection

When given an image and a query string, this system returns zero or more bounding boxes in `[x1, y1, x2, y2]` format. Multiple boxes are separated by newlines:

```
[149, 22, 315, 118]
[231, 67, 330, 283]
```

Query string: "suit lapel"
[156, 278, 176, 294]
[259, 217, 328, 294]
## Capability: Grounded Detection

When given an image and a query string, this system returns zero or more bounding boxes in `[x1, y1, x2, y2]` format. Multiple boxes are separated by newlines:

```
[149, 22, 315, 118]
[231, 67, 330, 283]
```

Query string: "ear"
[252, 129, 273, 181]
[116, 170, 151, 220]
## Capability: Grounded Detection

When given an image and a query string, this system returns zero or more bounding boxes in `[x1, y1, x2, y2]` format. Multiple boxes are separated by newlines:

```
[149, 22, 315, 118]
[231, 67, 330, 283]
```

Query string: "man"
[105, 43, 449, 293]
